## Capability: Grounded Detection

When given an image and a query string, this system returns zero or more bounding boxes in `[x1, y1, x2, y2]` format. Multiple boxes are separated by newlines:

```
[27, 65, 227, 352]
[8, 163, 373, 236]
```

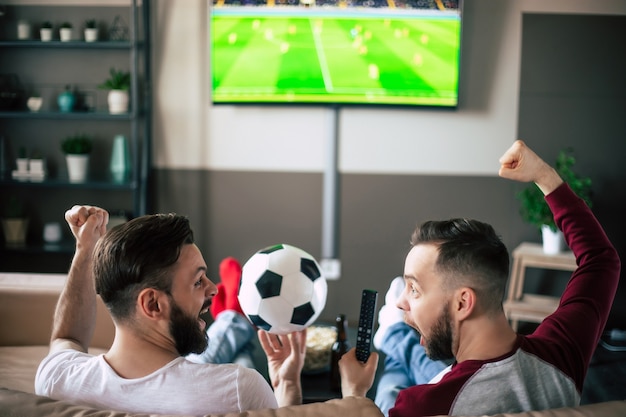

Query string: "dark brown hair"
[93, 213, 194, 321]
[411, 218, 510, 313]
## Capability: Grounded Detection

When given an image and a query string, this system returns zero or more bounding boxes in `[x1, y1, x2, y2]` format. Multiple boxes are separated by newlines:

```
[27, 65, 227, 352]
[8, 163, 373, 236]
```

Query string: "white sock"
[373, 276, 405, 350]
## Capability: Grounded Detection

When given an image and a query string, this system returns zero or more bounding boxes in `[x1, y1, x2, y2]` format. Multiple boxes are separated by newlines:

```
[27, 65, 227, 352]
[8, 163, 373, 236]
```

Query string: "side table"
[503, 242, 577, 331]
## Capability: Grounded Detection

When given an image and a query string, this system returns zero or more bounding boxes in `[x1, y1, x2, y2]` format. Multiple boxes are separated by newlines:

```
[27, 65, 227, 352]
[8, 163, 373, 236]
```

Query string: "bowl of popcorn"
[303, 325, 337, 373]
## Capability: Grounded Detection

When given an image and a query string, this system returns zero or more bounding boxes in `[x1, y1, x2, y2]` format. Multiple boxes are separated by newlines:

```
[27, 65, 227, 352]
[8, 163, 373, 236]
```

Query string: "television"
[210, 0, 462, 107]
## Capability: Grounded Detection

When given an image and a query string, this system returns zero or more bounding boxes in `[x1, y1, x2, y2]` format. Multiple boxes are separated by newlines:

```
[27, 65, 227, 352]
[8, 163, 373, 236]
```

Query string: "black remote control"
[355, 289, 378, 363]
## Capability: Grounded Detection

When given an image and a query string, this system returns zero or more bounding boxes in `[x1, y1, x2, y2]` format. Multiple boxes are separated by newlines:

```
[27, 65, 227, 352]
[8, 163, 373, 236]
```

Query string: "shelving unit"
[503, 242, 577, 331]
[0, 1, 151, 272]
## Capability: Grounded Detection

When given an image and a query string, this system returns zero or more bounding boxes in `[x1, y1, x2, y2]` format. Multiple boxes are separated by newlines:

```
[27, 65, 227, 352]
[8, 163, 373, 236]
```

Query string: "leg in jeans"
[375, 355, 414, 417]
[375, 322, 447, 416]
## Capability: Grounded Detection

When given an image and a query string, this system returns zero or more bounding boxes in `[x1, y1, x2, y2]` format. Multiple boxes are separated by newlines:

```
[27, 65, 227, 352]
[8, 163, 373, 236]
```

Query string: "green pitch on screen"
[211, 10, 461, 106]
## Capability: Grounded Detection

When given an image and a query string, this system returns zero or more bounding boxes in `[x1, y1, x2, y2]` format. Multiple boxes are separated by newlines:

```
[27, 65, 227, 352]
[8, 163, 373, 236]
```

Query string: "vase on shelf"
[110, 134, 130, 183]
[57, 86, 75, 112]
[17, 20, 31, 40]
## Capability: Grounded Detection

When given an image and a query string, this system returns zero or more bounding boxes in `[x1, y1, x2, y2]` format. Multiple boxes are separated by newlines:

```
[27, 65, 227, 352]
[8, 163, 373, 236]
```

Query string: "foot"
[373, 276, 405, 350]
[210, 257, 244, 318]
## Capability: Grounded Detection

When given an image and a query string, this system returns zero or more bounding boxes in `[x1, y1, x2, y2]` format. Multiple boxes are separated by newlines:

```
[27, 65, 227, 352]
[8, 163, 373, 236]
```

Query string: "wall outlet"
[320, 258, 341, 280]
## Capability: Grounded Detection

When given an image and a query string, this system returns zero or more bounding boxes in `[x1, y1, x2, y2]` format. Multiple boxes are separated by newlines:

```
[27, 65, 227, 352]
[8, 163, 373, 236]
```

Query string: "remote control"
[355, 289, 378, 362]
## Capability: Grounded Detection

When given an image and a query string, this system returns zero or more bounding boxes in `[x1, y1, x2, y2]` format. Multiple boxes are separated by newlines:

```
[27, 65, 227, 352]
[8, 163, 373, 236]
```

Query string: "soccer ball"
[238, 244, 327, 335]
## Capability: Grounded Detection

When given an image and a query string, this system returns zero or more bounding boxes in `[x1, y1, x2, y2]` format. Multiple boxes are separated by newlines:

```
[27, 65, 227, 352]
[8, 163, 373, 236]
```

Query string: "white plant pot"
[84, 28, 98, 42]
[29, 159, 45, 175]
[43, 222, 62, 243]
[18, 21, 31, 40]
[16, 158, 29, 173]
[27, 96, 43, 112]
[60, 28, 73, 42]
[541, 225, 566, 255]
[2, 218, 29, 245]
[66, 154, 89, 182]
[40, 28, 53, 42]
[107, 90, 129, 114]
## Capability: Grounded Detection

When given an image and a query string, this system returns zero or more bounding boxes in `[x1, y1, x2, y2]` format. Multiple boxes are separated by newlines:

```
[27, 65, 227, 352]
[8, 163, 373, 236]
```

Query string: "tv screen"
[210, 0, 462, 107]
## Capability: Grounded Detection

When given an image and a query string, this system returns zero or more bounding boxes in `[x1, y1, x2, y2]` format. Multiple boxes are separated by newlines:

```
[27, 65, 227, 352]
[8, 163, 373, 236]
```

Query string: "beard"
[424, 305, 454, 361]
[169, 298, 208, 356]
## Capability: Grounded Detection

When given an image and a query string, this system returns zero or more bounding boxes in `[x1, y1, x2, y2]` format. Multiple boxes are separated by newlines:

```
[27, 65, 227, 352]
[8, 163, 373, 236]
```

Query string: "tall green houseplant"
[517, 148, 592, 232]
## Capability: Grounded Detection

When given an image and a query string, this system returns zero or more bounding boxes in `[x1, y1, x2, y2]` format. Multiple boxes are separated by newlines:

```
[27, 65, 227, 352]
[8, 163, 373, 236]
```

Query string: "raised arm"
[257, 329, 306, 407]
[500, 140, 620, 390]
[49, 205, 109, 353]
[498, 139, 563, 195]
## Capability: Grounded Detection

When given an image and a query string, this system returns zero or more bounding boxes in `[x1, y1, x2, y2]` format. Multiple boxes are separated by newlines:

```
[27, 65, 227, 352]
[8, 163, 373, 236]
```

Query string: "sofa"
[1, 272, 624, 417]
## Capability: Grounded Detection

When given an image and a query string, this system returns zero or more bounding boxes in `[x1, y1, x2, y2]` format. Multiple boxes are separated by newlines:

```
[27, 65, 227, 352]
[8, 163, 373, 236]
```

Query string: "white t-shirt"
[35, 349, 278, 416]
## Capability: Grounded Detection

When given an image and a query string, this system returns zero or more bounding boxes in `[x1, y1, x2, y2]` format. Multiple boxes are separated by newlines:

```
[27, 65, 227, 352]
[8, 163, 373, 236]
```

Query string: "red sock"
[210, 283, 227, 319]
[210, 257, 244, 318]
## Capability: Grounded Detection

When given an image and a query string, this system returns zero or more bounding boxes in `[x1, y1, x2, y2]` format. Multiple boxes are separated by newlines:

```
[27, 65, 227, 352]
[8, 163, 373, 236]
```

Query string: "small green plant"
[98, 67, 131, 91]
[85, 19, 97, 29]
[61, 134, 92, 155]
[41, 21, 53, 29]
[60, 22, 72, 29]
[517, 148, 592, 232]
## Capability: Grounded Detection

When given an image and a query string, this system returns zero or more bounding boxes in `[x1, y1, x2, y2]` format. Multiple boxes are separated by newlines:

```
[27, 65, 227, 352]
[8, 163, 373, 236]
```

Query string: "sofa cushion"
[460, 400, 626, 417]
[0, 388, 625, 417]
[0, 273, 114, 349]
[0, 388, 383, 417]
[0, 345, 107, 394]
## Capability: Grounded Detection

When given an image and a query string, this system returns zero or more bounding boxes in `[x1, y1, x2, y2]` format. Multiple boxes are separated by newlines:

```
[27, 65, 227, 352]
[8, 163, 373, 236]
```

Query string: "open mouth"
[198, 300, 211, 330]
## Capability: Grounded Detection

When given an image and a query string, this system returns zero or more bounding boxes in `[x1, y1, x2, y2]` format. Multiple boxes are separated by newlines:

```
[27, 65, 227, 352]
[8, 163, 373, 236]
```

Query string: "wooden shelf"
[504, 242, 577, 330]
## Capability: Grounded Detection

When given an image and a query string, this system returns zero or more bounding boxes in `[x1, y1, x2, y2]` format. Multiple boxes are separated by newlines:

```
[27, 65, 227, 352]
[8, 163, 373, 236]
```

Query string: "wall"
[517, 12, 626, 328]
[152, 0, 626, 327]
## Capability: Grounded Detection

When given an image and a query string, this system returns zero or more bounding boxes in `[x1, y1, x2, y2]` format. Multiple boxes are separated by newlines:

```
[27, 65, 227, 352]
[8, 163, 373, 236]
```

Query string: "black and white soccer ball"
[238, 244, 327, 335]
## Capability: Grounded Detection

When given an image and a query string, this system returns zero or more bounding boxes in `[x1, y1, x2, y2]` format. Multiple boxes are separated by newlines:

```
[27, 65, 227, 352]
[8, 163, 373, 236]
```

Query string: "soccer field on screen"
[211, 8, 461, 106]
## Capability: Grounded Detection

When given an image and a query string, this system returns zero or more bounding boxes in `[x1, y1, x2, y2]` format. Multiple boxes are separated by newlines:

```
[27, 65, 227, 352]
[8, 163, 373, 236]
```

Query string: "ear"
[452, 287, 476, 321]
[137, 288, 169, 320]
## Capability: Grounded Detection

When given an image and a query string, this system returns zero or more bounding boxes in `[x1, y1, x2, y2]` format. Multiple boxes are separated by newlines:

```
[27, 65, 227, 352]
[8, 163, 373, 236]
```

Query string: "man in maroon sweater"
[338, 140, 621, 417]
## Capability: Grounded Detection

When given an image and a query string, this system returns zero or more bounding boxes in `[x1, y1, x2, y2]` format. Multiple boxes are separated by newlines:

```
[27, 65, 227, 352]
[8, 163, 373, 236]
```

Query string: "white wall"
[152, 0, 626, 175]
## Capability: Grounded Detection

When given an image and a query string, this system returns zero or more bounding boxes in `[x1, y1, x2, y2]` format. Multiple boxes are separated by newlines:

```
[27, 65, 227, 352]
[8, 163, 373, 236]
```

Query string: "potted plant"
[61, 133, 92, 182]
[1, 195, 28, 246]
[15, 146, 28, 174]
[59, 22, 73, 42]
[28, 149, 46, 180]
[517, 147, 592, 254]
[99, 67, 131, 114]
[40, 21, 53, 42]
[84, 19, 98, 42]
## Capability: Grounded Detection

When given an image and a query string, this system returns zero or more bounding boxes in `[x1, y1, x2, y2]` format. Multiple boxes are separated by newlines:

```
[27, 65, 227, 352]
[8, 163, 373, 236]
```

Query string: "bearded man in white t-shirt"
[35, 206, 305, 415]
